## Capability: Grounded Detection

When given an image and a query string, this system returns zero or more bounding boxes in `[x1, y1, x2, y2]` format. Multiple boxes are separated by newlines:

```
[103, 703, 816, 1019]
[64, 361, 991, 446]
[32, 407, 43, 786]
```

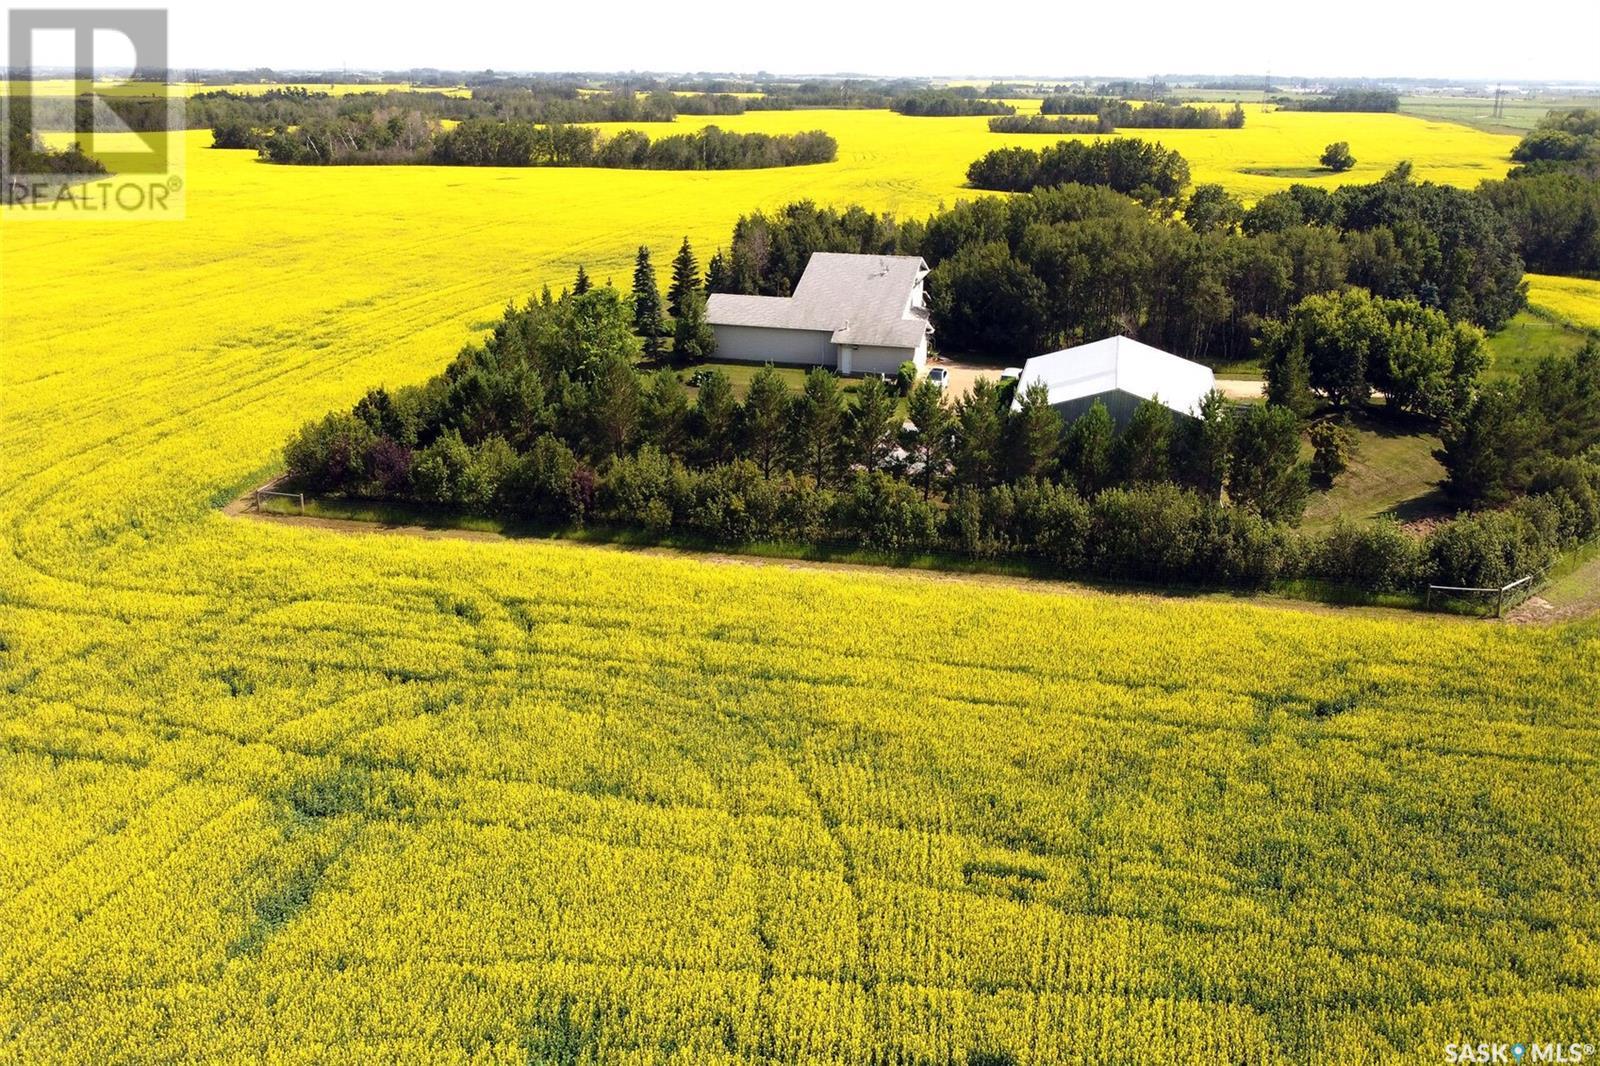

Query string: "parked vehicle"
[927, 367, 949, 391]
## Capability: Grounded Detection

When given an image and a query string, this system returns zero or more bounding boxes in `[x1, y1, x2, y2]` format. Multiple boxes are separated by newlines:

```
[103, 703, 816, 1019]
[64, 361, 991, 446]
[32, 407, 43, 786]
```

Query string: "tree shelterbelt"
[707, 171, 1525, 367]
[1479, 108, 1600, 276]
[279, 270, 1600, 598]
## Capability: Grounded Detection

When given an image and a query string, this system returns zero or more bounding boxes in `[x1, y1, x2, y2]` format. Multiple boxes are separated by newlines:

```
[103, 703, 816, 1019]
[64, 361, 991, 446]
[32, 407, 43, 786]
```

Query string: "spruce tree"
[667, 237, 700, 320]
[631, 246, 665, 360]
[705, 250, 729, 293]
[901, 379, 952, 499]
[672, 288, 716, 365]
[1004, 380, 1062, 482]
[1060, 400, 1114, 495]
[794, 368, 845, 485]
[573, 265, 591, 295]
[742, 366, 790, 477]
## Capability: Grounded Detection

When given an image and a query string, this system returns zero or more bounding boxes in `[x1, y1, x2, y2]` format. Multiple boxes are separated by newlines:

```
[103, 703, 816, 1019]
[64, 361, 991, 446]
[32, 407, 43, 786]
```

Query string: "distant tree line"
[1274, 89, 1400, 112]
[1092, 80, 1171, 101]
[966, 138, 1192, 198]
[259, 119, 836, 169]
[991, 103, 1244, 135]
[741, 80, 919, 110]
[206, 87, 717, 148]
[52, 84, 742, 143]
[1105, 101, 1244, 129]
[989, 115, 1108, 135]
[1041, 95, 1117, 115]
[1037, 98, 1243, 127]
[892, 92, 1016, 117]
[980, 83, 1085, 99]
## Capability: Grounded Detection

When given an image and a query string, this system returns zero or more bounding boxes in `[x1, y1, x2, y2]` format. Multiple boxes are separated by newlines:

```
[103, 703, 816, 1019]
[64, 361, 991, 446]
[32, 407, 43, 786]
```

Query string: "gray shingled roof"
[707, 252, 933, 349]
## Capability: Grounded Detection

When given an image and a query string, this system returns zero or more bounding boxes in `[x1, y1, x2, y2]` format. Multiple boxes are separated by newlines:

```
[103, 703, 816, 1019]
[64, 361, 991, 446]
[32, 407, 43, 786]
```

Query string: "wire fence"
[1425, 574, 1535, 618]
[253, 489, 305, 515]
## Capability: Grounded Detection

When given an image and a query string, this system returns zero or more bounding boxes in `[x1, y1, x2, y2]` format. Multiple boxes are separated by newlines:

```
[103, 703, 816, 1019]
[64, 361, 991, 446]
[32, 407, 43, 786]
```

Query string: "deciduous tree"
[1320, 142, 1355, 172]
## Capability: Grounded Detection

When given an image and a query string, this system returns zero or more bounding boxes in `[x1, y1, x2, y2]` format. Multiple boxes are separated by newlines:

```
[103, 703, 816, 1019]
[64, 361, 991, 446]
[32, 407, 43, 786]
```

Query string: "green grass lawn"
[1483, 310, 1597, 381]
[660, 360, 864, 398]
[1535, 537, 1600, 609]
[1301, 407, 1450, 530]
[1211, 355, 1264, 380]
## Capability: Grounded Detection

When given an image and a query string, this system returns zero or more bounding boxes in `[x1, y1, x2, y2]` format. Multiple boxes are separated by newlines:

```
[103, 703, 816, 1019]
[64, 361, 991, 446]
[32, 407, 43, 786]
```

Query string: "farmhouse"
[1014, 335, 1216, 425]
[706, 252, 933, 376]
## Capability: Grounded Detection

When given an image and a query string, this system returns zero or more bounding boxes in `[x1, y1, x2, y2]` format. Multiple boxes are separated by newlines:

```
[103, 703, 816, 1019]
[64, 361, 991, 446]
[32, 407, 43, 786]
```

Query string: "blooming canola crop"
[0, 114, 1594, 1063]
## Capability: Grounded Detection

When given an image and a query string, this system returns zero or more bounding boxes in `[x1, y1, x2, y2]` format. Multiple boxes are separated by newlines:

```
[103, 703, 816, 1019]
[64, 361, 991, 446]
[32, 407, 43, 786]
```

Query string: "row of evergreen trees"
[614, 238, 717, 364]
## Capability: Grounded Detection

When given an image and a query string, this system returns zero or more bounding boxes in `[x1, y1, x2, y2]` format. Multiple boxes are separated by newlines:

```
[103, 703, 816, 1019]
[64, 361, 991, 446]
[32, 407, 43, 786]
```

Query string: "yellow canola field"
[633, 103, 1519, 201]
[0, 115, 1593, 1063]
[1526, 273, 1600, 331]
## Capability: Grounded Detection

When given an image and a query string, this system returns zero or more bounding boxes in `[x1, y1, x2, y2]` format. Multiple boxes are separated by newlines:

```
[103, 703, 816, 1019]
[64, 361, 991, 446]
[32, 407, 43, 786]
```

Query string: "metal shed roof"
[1015, 335, 1216, 417]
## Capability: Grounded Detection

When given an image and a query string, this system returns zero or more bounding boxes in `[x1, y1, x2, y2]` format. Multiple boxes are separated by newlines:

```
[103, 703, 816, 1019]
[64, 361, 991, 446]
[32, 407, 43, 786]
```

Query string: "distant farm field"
[27, 95, 1520, 204]
[1399, 92, 1600, 134]
[1526, 273, 1600, 331]
[638, 103, 1520, 201]
[1, 111, 1595, 1062]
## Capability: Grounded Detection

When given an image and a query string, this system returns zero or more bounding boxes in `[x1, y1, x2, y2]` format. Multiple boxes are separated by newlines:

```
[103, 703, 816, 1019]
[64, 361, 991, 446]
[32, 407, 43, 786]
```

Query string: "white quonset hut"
[1014, 335, 1216, 426]
[706, 253, 933, 376]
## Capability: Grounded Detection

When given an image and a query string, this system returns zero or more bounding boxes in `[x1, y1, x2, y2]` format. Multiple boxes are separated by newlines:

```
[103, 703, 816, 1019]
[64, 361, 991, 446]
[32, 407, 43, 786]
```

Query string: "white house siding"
[710, 325, 835, 366]
[844, 342, 924, 377]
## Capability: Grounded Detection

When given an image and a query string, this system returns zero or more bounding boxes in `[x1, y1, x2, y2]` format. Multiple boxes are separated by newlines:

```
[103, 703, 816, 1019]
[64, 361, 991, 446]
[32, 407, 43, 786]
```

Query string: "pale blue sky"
[10, 0, 1600, 84]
